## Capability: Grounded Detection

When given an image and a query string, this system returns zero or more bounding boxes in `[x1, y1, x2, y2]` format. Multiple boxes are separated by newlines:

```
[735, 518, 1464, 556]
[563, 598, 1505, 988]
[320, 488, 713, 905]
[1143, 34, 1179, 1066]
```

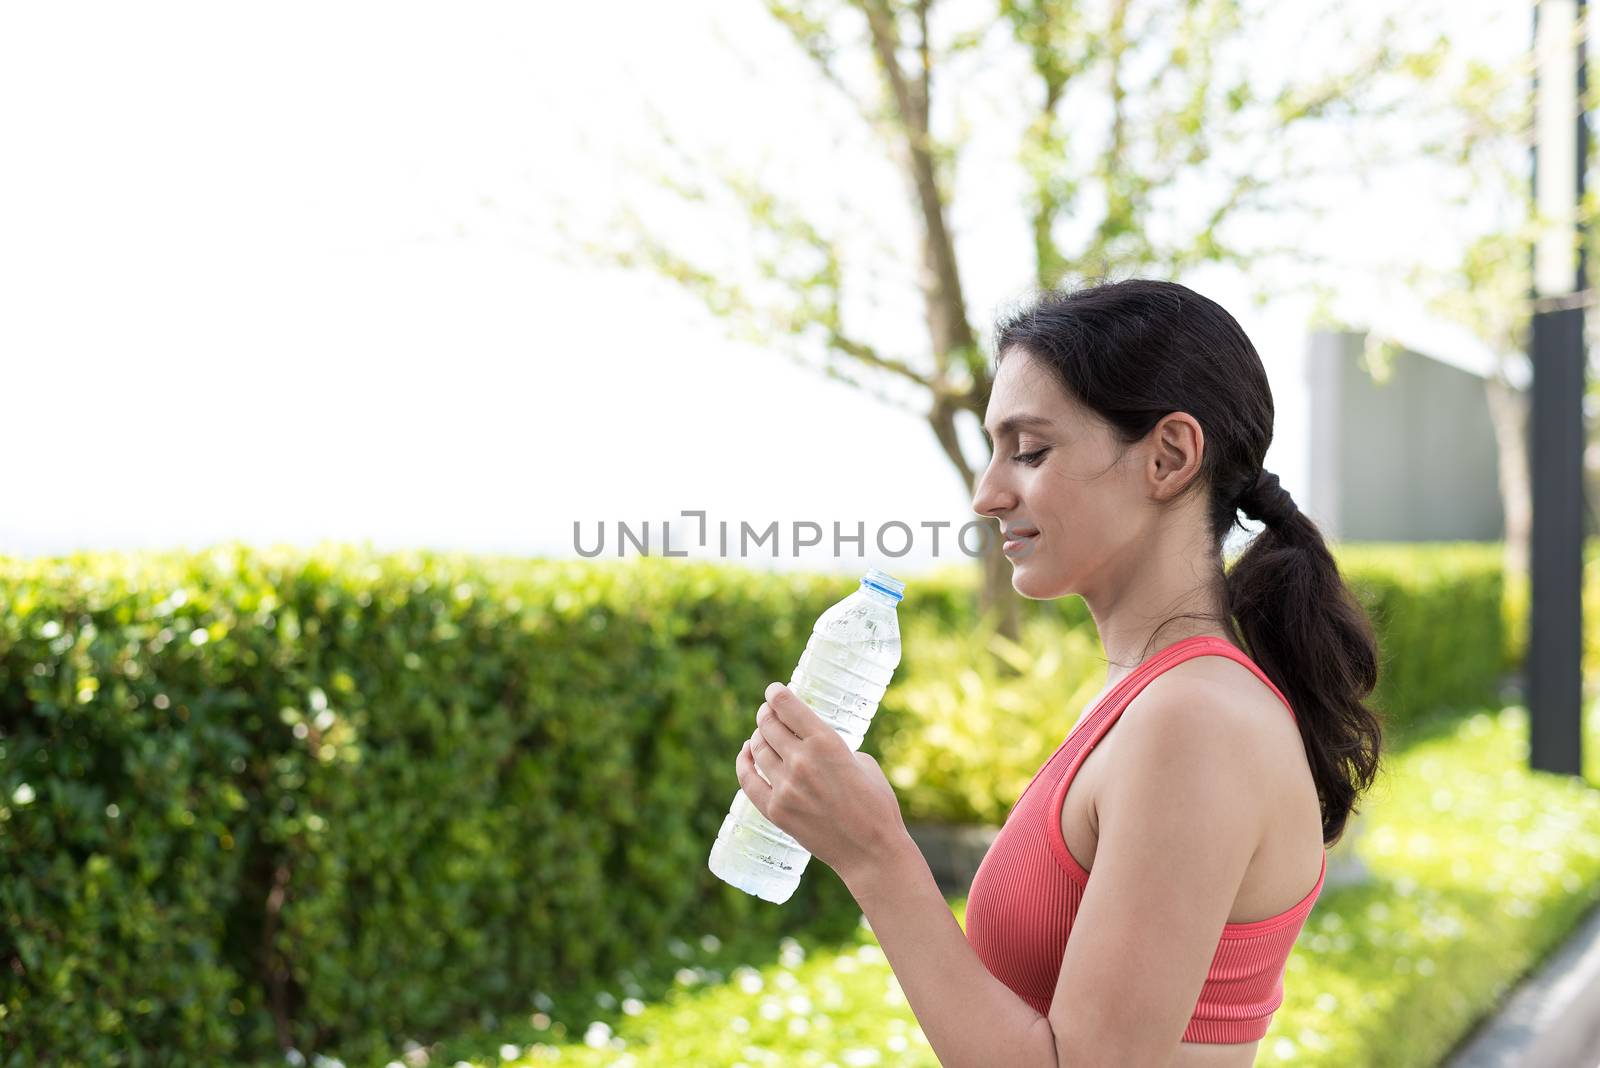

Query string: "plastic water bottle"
[708, 568, 905, 904]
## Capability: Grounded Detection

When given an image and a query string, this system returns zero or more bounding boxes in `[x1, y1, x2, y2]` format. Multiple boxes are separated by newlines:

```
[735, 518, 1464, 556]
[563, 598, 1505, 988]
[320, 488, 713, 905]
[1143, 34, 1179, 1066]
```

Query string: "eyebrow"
[980, 413, 1055, 441]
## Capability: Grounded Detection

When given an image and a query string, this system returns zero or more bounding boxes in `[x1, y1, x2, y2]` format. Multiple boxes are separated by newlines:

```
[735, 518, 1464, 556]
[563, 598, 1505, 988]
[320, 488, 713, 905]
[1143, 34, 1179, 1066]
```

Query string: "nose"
[971, 455, 1016, 520]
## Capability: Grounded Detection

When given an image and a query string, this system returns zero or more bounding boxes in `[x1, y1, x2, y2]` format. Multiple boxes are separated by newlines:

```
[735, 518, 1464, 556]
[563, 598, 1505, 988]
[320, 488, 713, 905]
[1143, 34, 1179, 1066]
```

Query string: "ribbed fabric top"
[963, 634, 1326, 1044]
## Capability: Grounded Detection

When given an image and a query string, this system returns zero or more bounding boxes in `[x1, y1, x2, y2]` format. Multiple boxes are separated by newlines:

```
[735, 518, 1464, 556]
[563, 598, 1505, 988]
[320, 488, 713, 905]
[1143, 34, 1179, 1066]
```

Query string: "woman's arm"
[844, 836, 1060, 1068]
[737, 683, 1059, 1065]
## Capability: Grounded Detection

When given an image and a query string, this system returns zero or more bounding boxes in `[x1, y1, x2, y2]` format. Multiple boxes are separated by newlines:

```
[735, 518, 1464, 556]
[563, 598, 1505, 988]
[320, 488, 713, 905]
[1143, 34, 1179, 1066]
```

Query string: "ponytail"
[1228, 468, 1384, 846]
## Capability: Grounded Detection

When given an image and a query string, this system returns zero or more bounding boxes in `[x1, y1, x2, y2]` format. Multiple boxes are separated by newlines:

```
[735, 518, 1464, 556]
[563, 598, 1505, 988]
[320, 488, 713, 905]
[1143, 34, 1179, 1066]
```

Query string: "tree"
[566, 0, 1447, 640]
[1349, 7, 1600, 595]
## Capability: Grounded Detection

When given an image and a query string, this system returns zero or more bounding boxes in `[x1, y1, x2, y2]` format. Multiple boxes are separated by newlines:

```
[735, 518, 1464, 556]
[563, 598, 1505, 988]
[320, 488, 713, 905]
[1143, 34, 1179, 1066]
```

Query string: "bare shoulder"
[1104, 653, 1301, 817]
[1130, 652, 1299, 754]
[1092, 650, 1324, 927]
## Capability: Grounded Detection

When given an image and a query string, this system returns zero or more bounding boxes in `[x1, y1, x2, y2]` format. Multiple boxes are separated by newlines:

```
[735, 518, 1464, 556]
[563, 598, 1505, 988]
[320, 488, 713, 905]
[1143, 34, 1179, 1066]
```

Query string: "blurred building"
[1305, 330, 1510, 541]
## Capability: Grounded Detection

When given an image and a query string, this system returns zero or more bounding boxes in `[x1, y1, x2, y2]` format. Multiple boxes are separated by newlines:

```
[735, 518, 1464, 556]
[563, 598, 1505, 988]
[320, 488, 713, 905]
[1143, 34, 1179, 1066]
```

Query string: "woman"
[737, 277, 1385, 1067]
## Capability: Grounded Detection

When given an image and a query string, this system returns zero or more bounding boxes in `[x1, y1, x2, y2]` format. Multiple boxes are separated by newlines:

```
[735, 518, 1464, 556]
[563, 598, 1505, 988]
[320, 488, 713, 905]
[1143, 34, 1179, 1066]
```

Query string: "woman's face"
[971, 349, 1154, 601]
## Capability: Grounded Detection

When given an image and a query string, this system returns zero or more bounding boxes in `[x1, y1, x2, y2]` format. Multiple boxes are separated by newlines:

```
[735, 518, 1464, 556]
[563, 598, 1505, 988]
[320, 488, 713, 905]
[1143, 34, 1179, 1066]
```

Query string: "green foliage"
[0, 539, 1531, 1064]
[390, 704, 1600, 1068]
[875, 541, 1509, 826]
[1333, 542, 1509, 738]
[0, 548, 887, 1066]
[875, 611, 1108, 825]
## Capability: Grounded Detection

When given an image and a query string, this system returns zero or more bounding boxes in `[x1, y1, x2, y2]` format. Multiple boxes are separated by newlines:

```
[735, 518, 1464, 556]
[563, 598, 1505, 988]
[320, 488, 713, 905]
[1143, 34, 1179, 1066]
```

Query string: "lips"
[1001, 526, 1040, 555]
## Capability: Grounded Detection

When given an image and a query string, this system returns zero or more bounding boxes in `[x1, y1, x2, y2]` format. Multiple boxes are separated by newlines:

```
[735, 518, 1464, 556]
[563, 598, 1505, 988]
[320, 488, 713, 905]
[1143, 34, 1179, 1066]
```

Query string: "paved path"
[1442, 897, 1600, 1067]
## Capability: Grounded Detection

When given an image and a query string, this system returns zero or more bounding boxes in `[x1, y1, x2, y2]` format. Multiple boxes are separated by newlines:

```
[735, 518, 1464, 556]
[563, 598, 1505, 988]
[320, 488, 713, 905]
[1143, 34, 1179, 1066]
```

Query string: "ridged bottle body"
[708, 576, 903, 903]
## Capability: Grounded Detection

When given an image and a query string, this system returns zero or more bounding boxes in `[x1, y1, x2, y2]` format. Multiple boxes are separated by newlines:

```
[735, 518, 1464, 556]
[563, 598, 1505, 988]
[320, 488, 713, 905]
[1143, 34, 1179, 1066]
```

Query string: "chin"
[1011, 565, 1070, 601]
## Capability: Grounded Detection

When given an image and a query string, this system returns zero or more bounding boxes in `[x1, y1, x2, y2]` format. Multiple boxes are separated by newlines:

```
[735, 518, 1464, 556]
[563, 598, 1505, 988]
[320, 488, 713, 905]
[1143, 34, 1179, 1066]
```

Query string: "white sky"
[0, 0, 1527, 575]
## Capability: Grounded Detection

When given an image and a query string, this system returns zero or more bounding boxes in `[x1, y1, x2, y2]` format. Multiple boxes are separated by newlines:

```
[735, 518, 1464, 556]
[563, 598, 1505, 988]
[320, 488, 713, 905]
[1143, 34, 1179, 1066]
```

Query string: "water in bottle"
[708, 568, 905, 903]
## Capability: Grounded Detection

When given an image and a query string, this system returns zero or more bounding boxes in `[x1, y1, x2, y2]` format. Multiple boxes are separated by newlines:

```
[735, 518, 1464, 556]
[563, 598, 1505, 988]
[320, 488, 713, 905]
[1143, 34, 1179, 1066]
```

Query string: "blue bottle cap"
[860, 568, 905, 602]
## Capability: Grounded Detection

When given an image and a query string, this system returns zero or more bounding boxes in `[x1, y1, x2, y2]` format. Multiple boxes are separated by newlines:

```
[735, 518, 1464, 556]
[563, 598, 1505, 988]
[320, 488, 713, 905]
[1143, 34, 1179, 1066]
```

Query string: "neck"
[1078, 523, 1235, 689]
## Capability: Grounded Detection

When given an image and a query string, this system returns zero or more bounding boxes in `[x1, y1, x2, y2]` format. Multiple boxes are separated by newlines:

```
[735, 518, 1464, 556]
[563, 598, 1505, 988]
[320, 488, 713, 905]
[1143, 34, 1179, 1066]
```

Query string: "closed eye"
[1012, 448, 1050, 466]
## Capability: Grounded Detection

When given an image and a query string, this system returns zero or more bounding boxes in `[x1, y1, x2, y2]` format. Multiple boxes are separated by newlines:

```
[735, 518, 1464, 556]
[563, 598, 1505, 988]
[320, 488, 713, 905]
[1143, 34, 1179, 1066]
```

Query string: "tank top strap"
[1005, 634, 1293, 821]
[1153, 635, 1296, 725]
[1074, 634, 1296, 753]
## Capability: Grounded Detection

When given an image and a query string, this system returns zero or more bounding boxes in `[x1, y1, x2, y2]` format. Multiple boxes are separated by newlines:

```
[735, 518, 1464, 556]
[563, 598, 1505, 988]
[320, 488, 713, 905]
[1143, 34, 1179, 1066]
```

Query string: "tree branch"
[928, 394, 978, 494]
[916, 0, 933, 130]
[577, 143, 941, 398]
[1001, 0, 1085, 288]
[1089, 0, 1135, 259]
[853, 0, 978, 370]
[759, 2, 893, 135]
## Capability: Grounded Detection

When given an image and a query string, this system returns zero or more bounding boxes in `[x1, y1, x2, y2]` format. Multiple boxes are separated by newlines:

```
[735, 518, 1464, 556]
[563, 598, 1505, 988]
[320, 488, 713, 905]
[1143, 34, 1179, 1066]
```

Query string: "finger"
[750, 723, 786, 766]
[737, 738, 776, 809]
[764, 682, 828, 741]
[755, 703, 797, 760]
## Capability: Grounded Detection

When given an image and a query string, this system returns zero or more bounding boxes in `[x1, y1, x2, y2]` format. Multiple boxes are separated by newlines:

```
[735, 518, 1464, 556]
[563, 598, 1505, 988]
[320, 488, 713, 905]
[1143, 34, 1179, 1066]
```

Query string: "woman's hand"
[737, 681, 908, 887]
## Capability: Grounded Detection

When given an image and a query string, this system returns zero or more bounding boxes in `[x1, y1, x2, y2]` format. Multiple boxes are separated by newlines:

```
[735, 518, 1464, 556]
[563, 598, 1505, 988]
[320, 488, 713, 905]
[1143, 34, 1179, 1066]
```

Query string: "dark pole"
[1528, 0, 1587, 778]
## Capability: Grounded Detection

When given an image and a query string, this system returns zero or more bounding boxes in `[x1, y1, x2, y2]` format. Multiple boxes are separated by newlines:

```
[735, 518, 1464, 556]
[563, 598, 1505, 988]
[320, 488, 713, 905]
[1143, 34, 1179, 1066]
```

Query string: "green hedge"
[872, 541, 1510, 826]
[0, 540, 1518, 1065]
[0, 547, 939, 1066]
[912, 541, 1511, 740]
[1331, 541, 1509, 734]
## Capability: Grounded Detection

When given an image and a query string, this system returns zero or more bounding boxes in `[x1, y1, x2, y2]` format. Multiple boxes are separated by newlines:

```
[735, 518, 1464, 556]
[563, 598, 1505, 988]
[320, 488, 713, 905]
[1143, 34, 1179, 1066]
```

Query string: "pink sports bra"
[963, 634, 1326, 1043]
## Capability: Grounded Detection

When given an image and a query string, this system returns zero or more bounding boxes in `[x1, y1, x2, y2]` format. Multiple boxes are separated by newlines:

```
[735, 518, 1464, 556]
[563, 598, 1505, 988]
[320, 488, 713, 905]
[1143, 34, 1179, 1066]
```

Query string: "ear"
[1147, 412, 1205, 500]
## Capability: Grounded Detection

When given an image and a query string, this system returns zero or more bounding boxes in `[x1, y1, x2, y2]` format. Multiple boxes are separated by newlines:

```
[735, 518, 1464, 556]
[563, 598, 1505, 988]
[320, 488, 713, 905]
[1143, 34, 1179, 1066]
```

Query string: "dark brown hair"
[992, 276, 1383, 847]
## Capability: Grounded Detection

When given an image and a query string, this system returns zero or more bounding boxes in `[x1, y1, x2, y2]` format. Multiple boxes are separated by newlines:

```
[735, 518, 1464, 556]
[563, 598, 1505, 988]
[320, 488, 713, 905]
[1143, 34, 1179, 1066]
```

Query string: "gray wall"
[1306, 330, 1507, 542]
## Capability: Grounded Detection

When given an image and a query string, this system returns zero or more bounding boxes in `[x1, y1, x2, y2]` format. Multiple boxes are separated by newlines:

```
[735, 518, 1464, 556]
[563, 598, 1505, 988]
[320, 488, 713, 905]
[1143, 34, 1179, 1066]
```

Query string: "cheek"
[1030, 478, 1091, 530]
[1033, 487, 1120, 552]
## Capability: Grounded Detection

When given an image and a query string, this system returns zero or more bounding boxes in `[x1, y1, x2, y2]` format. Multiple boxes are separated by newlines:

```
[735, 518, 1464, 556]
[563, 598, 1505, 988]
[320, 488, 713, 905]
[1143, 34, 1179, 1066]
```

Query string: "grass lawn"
[298, 699, 1600, 1068]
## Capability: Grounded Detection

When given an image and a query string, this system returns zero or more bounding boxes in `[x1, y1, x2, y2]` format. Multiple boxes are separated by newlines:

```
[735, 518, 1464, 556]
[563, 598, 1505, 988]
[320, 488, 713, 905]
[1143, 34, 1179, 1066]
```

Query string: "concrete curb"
[1442, 895, 1600, 1068]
